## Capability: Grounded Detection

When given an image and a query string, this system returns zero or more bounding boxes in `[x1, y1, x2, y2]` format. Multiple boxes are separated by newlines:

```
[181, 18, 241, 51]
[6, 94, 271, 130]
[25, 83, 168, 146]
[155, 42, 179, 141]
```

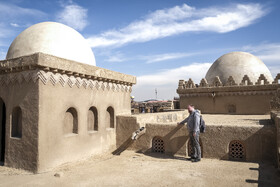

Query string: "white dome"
[6, 22, 96, 66]
[205, 52, 273, 85]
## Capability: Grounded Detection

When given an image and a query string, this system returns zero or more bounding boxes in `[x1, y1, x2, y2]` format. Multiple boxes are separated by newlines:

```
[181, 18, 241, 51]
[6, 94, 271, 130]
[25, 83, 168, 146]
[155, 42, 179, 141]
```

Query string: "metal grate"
[187, 139, 203, 157]
[152, 137, 165, 153]
[229, 140, 245, 160]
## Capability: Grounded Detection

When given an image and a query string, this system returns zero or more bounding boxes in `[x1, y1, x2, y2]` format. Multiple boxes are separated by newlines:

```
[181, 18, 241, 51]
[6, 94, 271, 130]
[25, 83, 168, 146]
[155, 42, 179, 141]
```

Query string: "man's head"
[187, 104, 195, 113]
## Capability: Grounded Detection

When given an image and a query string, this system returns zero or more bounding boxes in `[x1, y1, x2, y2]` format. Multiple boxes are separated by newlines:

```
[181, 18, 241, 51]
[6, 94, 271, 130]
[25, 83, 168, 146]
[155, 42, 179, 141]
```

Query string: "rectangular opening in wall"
[11, 107, 22, 138]
[0, 99, 6, 163]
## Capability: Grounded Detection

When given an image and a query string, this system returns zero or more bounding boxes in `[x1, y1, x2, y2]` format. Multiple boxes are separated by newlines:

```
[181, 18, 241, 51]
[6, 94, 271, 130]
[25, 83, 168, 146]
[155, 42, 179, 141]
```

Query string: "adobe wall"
[180, 94, 272, 114]
[0, 53, 136, 172]
[0, 74, 39, 172]
[117, 114, 276, 162]
[37, 79, 132, 172]
[271, 111, 280, 168]
[35, 54, 134, 172]
[177, 75, 280, 115]
[116, 111, 188, 152]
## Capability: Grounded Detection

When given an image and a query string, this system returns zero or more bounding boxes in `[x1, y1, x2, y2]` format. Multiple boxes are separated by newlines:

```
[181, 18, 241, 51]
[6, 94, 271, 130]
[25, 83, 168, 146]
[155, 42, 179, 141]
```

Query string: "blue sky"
[0, 0, 280, 101]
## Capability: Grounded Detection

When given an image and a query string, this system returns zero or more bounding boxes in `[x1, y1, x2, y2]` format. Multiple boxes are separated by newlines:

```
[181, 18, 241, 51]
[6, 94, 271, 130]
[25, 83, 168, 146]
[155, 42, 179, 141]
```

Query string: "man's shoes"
[187, 156, 196, 161]
[191, 158, 201, 162]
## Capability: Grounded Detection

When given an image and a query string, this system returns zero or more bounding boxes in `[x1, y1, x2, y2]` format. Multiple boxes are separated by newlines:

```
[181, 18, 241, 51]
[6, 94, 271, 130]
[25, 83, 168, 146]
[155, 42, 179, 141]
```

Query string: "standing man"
[177, 104, 201, 162]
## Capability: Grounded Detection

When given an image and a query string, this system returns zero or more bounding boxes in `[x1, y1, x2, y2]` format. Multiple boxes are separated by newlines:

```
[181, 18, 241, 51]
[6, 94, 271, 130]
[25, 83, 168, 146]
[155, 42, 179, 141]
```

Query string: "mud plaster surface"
[0, 150, 279, 187]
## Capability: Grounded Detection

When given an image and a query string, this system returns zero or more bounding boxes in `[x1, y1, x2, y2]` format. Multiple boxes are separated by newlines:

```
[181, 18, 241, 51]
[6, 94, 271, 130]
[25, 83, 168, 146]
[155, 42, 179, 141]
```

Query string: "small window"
[64, 108, 78, 134]
[244, 80, 248, 86]
[278, 79, 280, 84]
[228, 105, 236, 114]
[152, 136, 165, 153]
[88, 107, 98, 131]
[11, 107, 22, 138]
[106, 107, 114, 128]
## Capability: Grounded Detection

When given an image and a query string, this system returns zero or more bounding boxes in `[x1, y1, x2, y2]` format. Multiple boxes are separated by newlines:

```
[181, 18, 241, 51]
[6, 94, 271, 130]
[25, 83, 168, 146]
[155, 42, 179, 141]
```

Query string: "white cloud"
[0, 2, 46, 18]
[106, 52, 127, 62]
[0, 2, 47, 42]
[10, 23, 20, 27]
[132, 63, 211, 100]
[145, 52, 198, 63]
[56, 3, 88, 31]
[243, 43, 280, 62]
[88, 3, 268, 48]
[102, 51, 198, 63]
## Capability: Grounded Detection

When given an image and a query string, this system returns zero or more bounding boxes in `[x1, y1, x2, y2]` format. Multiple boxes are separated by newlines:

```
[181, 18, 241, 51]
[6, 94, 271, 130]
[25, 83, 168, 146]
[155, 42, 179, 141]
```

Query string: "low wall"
[117, 113, 276, 162]
[116, 111, 188, 152]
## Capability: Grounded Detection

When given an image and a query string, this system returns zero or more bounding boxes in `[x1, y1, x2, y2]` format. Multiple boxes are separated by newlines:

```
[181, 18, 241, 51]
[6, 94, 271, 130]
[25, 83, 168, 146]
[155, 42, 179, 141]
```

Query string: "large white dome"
[6, 22, 96, 66]
[205, 52, 273, 85]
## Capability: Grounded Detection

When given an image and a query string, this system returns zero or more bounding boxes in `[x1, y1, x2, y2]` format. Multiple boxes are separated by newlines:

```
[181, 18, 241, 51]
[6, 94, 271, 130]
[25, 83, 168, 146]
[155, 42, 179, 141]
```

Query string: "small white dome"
[6, 22, 96, 66]
[205, 52, 273, 84]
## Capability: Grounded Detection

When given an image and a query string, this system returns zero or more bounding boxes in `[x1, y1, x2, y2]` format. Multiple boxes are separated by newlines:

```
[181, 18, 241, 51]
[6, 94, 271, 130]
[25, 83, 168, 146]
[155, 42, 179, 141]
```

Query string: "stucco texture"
[116, 113, 276, 162]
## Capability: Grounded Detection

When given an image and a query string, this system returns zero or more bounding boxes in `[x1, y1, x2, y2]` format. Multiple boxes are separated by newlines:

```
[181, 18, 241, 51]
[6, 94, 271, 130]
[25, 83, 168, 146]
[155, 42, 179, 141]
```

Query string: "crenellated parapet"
[225, 76, 237, 86]
[199, 78, 209, 87]
[255, 74, 270, 85]
[213, 76, 223, 87]
[178, 73, 280, 91]
[240, 75, 253, 86]
[0, 53, 136, 92]
[273, 73, 280, 84]
[177, 73, 280, 99]
[185, 78, 195, 88]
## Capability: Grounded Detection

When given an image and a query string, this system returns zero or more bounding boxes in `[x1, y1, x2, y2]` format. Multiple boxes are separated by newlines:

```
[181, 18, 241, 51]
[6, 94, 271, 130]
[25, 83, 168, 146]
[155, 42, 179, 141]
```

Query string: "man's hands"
[177, 122, 182, 125]
[193, 132, 196, 137]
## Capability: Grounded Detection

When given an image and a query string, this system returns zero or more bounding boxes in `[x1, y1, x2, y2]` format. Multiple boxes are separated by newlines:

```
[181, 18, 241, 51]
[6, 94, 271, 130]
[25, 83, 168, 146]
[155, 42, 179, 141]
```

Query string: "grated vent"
[152, 137, 165, 153]
[229, 140, 245, 160]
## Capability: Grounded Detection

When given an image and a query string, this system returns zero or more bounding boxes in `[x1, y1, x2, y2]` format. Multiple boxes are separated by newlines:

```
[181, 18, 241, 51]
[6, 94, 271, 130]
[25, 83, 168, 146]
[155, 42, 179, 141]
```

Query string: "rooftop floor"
[0, 151, 279, 186]
[202, 114, 272, 127]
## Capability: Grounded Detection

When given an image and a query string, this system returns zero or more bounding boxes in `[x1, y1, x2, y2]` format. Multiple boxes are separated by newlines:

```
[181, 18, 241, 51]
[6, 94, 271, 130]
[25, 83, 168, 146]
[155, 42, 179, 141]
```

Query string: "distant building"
[131, 99, 175, 114]
[177, 52, 280, 114]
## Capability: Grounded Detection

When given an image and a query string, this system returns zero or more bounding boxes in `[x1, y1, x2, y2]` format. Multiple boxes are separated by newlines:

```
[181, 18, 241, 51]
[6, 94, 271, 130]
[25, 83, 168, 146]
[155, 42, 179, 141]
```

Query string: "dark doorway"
[0, 99, 6, 163]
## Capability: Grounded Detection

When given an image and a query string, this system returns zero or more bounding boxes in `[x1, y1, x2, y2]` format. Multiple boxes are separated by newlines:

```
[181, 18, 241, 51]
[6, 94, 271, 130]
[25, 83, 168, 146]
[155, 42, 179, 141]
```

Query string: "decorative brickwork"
[0, 70, 132, 92]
